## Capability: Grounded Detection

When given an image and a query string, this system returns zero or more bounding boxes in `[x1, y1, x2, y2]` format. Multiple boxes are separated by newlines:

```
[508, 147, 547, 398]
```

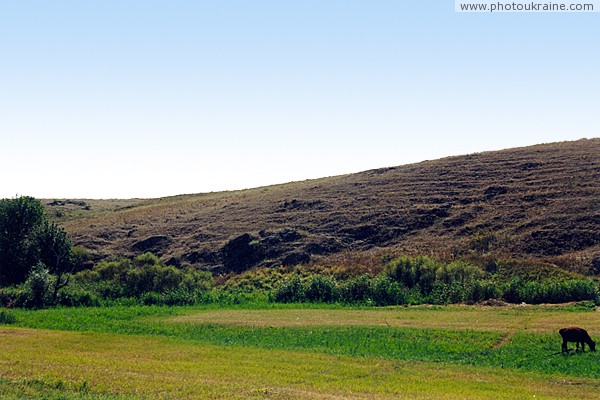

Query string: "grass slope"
[45, 139, 600, 271]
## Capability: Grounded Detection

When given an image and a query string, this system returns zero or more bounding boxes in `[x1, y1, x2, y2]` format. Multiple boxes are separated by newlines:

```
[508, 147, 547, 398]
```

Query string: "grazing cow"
[559, 327, 596, 353]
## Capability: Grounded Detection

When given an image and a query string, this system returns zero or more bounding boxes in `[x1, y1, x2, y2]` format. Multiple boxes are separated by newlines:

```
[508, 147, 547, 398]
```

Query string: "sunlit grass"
[2, 327, 600, 400]
[8, 306, 502, 363]
[3, 304, 600, 398]
[168, 304, 600, 333]
[5, 304, 600, 376]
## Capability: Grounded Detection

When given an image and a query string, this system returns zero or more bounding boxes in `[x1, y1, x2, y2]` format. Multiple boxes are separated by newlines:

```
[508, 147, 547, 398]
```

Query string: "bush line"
[1, 254, 598, 309]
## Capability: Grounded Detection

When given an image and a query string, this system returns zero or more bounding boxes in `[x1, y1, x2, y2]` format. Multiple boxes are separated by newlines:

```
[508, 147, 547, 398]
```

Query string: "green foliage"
[221, 266, 290, 292]
[0, 196, 76, 300]
[71, 246, 93, 271]
[371, 276, 407, 306]
[0, 309, 17, 324]
[470, 279, 503, 303]
[385, 256, 488, 298]
[501, 278, 599, 304]
[266, 255, 600, 306]
[304, 275, 338, 303]
[35, 220, 73, 275]
[3, 239, 597, 308]
[338, 275, 373, 303]
[35, 219, 76, 304]
[56, 285, 101, 307]
[0, 196, 45, 285]
[23, 262, 52, 308]
[271, 274, 409, 306]
[0, 286, 26, 308]
[435, 260, 485, 285]
[384, 255, 439, 294]
[271, 276, 305, 303]
[140, 288, 204, 306]
[73, 253, 214, 304]
[132, 252, 161, 267]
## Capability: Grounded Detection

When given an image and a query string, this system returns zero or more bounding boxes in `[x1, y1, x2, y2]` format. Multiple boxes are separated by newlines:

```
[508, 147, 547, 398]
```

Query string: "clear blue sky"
[1, 1, 598, 199]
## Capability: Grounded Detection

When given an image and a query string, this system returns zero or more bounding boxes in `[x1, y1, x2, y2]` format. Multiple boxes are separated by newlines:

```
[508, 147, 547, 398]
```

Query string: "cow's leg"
[562, 340, 568, 352]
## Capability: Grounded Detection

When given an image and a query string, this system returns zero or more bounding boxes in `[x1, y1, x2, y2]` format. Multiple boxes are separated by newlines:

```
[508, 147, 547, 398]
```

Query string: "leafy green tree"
[0, 196, 44, 285]
[0, 196, 75, 300]
[35, 220, 74, 302]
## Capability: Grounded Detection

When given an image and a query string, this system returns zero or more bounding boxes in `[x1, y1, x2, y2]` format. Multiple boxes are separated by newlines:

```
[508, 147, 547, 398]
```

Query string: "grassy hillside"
[44, 139, 600, 273]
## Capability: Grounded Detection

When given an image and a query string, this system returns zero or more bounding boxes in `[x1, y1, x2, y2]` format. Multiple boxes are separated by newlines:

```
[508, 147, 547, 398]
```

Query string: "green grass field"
[1, 304, 600, 399]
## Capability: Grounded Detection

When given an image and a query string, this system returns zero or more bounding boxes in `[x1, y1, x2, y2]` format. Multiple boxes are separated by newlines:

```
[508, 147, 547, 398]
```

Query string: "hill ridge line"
[44, 138, 600, 272]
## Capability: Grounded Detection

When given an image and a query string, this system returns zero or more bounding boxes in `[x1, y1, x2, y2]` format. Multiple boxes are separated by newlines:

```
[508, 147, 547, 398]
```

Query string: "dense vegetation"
[1, 250, 598, 309]
[265, 255, 599, 306]
[1, 194, 599, 309]
[0, 196, 70, 285]
[0, 196, 86, 307]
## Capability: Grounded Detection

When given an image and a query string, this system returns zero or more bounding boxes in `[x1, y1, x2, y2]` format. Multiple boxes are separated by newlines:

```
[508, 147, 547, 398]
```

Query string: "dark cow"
[559, 327, 596, 353]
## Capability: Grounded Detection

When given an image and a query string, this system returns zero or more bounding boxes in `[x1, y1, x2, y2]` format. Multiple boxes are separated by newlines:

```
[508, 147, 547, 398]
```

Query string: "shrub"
[0, 309, 16, 324]
[56, 284, 101, 307]
[271, 277, 305, 303]
[371, 277, 407, 306]
[470, 279, 502, 303]
[304, 275, 338, 303]
[23, 262, 52, 308]
[141, 288, 201, 306]
[0, 287, 24, 308]
[122, 263, 184, 297]
[339, 275, 373, 303]
[71, 246, 93, 271]
[270, 274, 410, 306]
[162, 288, 198, 306]
[385, 256, 439, 294]
[141, 291, 163, 305]
[221, 267, 288, 292]
[541, 280, 598, 303]
[501, 278, 599, 304]
[435, 260, 485, 285]
[72, 253, 214, 301]
[181, 269, 214, 292]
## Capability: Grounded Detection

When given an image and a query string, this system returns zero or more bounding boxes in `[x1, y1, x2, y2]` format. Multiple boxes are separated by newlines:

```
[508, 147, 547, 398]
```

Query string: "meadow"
[1, 303, 600, 399]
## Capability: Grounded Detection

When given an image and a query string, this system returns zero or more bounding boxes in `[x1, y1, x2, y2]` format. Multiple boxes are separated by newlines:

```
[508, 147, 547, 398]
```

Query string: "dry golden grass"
[169, 304, 600, 335]
[45, 139, 600, 271]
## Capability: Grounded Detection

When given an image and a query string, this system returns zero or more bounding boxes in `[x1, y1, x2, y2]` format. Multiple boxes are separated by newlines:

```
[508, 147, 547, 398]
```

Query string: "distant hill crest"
[45, 139, 600, 273]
